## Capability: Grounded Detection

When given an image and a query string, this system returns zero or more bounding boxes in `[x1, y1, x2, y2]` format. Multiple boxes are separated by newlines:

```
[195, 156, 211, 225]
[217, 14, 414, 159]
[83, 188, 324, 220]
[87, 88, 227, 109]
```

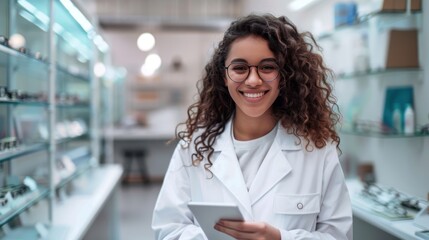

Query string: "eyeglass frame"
[224, 61, 280, 83]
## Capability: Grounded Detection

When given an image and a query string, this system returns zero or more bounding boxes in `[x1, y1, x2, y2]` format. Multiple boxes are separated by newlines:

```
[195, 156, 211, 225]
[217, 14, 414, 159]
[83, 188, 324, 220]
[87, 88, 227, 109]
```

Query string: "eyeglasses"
[0, 35, 8, 46]
[0, 137, 19, 152]
[225, 61, 280, 83]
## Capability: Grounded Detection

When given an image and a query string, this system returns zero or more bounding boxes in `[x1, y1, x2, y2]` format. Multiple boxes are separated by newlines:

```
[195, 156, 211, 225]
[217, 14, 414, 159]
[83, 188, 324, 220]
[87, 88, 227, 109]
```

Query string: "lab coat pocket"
[274, 193, 321, 215]
[273, 193, 321, 230]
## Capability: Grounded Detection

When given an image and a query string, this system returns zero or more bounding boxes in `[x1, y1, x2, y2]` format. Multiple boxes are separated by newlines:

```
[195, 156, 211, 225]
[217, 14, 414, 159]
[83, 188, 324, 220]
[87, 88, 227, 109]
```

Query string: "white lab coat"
[152, 119, 353, 240]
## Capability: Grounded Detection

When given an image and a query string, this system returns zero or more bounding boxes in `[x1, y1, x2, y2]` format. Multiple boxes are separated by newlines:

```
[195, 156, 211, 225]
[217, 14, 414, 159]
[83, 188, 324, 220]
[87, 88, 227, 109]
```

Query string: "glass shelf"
[56, 65, 90, 82]
[0, 100, 90, 108]
[0, 187, 49, 227]
[0, 44, 49, 92]
[56, 102, 90, 108]
[56, 133, 90, 145]
[335, 68, 422, 80]
[340, 129, 429, 138]
[0, 44, 49, 66]
[318, 11, 422, 40]
[55, 160, 92, 190]
[0, 143, 48, 163]
[0, 99, 48, 106]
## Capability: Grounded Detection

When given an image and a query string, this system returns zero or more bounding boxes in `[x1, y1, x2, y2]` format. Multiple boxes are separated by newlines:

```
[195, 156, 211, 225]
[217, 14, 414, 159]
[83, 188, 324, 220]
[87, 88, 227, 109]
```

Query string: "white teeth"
[243, 92, 264, 98]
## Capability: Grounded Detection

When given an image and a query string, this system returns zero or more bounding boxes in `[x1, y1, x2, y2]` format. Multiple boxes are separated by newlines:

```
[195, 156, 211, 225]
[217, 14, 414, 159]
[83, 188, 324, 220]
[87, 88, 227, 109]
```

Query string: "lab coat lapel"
[248, 125, 299, 205]
[211, 121, 253, 219]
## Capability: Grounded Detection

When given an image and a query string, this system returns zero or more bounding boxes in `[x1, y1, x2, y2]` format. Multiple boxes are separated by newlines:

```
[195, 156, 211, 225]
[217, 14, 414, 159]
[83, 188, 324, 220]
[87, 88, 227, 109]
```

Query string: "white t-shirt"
[232, 124, 277, 190]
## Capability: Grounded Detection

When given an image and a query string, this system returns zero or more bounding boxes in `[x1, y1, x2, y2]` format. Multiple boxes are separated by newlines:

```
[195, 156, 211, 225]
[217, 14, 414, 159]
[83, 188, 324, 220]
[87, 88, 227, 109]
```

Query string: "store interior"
[0, 0, 428, 239]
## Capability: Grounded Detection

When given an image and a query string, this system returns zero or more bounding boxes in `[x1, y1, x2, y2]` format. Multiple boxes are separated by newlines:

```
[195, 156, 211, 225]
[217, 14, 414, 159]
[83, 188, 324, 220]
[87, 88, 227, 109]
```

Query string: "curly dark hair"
[177, 13, 340, 170]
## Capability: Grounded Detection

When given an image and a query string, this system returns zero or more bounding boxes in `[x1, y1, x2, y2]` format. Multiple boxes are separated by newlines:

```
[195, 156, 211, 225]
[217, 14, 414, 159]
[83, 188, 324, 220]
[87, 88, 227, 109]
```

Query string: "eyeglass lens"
[226, 62, 279, 82]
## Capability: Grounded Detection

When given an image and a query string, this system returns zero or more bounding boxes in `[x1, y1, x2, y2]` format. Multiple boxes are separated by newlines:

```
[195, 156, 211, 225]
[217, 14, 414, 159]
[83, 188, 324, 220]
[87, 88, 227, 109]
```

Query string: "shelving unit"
[319, 10, 426, 138]
[318, 11, 422, 40]
[321, 4, 428, 239]
[0, 0, 122, 239]
[340, 129, 429, 138]
[335, 68, 423, 81]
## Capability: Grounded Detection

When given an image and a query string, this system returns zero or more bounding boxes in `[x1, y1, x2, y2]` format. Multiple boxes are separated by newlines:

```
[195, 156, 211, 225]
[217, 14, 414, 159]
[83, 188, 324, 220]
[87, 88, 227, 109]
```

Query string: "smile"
[241, 91, 268, 98]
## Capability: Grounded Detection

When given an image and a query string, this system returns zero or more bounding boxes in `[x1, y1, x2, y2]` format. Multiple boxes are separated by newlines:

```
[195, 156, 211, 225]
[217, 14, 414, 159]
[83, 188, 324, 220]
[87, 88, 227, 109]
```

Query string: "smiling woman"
[224, 35, 280, 123]
[152, 13, 352, 240]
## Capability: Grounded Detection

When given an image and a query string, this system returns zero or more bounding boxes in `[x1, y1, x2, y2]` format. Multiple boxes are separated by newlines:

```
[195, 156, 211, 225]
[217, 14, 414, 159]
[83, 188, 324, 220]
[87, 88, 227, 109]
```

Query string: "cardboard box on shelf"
[381, 0, 421, 12]
[369, 28, 419, 70]
[394, 0, 406, 11]
[386, 29, 419, 68]
[381, 0, 393, 11]
[411, 0, 422, 11]
[381, 0, 403, 11]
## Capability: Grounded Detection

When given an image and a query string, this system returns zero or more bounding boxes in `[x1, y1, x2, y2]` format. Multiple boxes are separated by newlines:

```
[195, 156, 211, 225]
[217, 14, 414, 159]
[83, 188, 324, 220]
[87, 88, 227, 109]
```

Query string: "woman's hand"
[214, 220, 281, 240]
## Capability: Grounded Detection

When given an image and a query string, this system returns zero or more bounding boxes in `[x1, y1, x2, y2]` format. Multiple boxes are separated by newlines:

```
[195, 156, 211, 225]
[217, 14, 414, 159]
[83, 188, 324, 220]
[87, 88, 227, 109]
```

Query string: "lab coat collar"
[211, 119, 253, 219]
[211, 118, 301, 217]
[248, 124, 297, 205]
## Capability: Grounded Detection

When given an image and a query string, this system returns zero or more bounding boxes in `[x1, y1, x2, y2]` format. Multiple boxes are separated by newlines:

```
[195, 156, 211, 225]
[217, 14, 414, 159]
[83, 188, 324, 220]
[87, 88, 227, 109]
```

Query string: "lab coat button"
[297, 202, 303, 209]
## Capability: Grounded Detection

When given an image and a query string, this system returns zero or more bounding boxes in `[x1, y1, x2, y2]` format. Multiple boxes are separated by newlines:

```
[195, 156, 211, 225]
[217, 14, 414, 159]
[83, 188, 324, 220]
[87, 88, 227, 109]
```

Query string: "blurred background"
[0, 0, 428, 239]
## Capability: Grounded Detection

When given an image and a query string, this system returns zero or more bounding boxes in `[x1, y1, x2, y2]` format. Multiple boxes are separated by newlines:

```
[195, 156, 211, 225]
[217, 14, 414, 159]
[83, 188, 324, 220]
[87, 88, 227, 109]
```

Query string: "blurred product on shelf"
[0, 137, 19, 153]
[8, 33, 26, 50]
[381, 0, 406, 12]
[0, 34, 47, 61]
[0, 184, 30, 199]
[352, 119, 392, 134]
[385, 29, 419, 68]
[358, 162, 376, 184]
[382, 86, 414, 133]
[359, 183, 412, 220]
[334, 2, 358, 28]
[404, 103, 415, 134]
[0, 35, 9, 46]
[392, 103, 402, 133]
[379, 0, 421, 12]
[0, 86, 8, 100]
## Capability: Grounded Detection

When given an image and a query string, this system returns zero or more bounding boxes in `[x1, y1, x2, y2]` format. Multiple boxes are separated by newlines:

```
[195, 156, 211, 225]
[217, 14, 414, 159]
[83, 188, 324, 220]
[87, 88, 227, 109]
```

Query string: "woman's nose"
[245, 67, 262, 86]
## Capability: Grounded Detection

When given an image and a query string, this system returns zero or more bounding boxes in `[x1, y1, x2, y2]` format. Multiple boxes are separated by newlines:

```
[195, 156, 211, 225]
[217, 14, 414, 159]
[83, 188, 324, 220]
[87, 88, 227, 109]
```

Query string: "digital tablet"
[188, 201, 244, 240]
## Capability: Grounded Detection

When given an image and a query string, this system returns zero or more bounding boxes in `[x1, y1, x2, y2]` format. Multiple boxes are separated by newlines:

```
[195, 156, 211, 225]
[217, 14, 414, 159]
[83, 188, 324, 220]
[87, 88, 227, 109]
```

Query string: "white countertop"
[52, 164, 123, 240]
[346, 179, 426, 240]
[103, 127, 175, 140]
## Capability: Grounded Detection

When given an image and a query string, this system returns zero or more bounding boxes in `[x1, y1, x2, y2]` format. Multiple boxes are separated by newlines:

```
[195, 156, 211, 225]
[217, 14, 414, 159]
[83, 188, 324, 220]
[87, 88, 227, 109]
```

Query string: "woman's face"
[224, 35, 280, 120]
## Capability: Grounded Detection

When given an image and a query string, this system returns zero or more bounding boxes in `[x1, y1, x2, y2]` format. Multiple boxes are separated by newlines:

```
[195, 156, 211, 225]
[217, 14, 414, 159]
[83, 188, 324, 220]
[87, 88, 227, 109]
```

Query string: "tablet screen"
[188, 202, 244, 240]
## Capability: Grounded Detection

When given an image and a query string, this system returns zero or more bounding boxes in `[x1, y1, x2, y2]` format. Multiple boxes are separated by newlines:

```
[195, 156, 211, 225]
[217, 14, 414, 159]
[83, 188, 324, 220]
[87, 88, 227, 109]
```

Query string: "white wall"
[103, 27, 224, 177]
[103, 28, 224, 118]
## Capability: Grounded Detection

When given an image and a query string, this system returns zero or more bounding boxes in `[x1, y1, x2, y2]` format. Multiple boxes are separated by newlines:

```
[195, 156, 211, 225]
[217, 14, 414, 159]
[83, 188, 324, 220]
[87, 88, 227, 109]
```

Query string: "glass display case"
[318, 11, 428, 138]
[1, 0, 52, 236]
[0, 0, 113, 238]
[53, 0, 94, 190]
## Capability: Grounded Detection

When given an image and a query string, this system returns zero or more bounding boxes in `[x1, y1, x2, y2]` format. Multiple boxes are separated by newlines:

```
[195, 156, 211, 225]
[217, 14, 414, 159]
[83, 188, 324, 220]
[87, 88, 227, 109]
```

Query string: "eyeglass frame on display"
[224, 60, 280, 83]
[0, 137, 19, 152]
[0, 35, 47, 62]
[0, 35, 9, 47]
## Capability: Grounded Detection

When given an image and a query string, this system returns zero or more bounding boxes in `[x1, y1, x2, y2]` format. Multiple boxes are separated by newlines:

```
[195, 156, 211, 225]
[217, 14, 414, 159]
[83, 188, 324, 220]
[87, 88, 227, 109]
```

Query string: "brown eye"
[231, 64, 249, 74]
[258, 63, 278, 73]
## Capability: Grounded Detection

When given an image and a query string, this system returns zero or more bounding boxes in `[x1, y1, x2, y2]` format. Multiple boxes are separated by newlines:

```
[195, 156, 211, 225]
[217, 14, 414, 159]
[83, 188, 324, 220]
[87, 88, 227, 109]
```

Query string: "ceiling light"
[145, 54, 162, 70]
[60, 0, 94, 32]
[94, 62, 106, 78]
[137, 33, 155, 52]
[289, 0, 320, 11]
[140, 53, 162, 77]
